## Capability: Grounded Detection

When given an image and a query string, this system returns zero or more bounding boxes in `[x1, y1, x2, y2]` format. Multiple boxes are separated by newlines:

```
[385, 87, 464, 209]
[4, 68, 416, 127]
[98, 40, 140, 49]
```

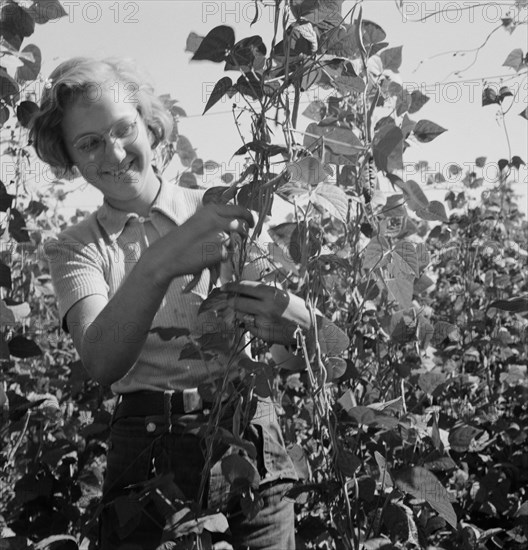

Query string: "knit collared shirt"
[45, 178, 269, 394]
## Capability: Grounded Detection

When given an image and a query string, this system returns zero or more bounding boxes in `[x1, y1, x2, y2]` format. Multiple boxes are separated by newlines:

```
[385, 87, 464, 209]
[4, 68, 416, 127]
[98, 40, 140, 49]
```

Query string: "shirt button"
[146, 422, 156, 433]
[138, 216, 146, 223]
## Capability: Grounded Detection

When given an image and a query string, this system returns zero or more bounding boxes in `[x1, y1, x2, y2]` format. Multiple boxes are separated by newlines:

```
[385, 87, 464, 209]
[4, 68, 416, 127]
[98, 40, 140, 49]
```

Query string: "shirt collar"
[96, 176, 196, 242]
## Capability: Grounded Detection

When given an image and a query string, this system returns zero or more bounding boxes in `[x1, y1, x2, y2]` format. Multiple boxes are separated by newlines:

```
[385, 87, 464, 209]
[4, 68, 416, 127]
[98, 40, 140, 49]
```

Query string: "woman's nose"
[104, 136, 127, 162]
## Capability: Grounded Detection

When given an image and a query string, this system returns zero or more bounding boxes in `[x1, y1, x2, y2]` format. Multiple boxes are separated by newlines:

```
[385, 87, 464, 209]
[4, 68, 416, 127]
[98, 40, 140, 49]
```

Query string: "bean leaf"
[191, 25, 235, 62]
[413, 120, 447, 142]
[203, 77, 233, 114]
[393, 466, 457, 528]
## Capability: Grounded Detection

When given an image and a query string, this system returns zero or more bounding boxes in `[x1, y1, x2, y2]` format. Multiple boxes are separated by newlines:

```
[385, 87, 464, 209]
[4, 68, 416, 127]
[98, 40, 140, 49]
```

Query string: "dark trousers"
[100, 397, 297, 549]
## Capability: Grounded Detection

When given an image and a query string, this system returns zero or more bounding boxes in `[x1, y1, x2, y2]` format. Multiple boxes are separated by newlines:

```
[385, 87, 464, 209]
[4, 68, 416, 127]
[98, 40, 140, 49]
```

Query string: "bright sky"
[25, 0, 528, 213]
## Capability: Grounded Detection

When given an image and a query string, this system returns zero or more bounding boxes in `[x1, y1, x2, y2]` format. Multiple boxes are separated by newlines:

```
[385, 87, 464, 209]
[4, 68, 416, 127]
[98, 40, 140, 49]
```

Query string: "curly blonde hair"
[30, 57, 173, 178]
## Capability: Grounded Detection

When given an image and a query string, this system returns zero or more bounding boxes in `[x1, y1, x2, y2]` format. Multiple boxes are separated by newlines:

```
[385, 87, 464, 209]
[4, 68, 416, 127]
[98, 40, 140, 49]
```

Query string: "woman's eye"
[115, 122, 135, 138]
[78, 137, 101, 152]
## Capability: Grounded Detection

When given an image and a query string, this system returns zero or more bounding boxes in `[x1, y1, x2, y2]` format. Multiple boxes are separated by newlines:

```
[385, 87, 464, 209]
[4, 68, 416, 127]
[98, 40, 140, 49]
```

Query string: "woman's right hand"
[149, 203, 254, 286]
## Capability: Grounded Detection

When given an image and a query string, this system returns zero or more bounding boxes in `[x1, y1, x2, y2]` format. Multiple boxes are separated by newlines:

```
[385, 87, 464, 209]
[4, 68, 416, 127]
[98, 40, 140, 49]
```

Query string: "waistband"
[114, 389, 209, 421]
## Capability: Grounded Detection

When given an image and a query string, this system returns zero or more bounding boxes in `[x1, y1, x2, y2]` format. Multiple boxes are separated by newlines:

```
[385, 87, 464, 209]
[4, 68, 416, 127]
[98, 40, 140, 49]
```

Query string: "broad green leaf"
[0, 67, 19, 100]
[383, 502, 420, 546]
[287, 156, 328, 187]
[511, 155, 525, 169]
[415, 201, 448, 222]
[373, 126, 404, 172]
[304, 122, 363, 156]
[192, 25, 235, 62]
[235, 72, 264, 99]
[449, 424, 483, 453]
[290, 0, 344, 29]
[16, 100, 38, 128]
[503, 48, 525, 72]
[362, 239, 389, 270]
[337, 448, 361, 476]
[393, 241, 419, 277]
[396, 179, 429, 211]
[27, 0, 67, 23]
[432, 321, 460, 345]
[225, 35, 266, 71]
[368, 397, 404, 413]
[317, 316, 350, 355]
[185, 32, 203, 53]
[362, 20, 386, 45]
[345, 406, 398, 429]
[337, 388, 356, 412]
[414, 273, 434, 294]
[380, 46, 403, 72]
[1, 300, 16, 325]
[0, 104, 9, 126]
[475, 156, 487, 167]
[418, 371, 447, 395]
[312, 183, 349, 221]
[8, 335, 42, 358]
[15, 45, 41, 82]
[482, 87, 500, 106]
[413, 120, 447, 143]
[334, 75, 365, 94]
[175, 135, 196, 167]
[302, 100, 326, 122]
[408, 90, 429, 114]
[520, 106, 528, 120]
[320, 25, 359, 58]
[203, 77, 233, 114]
[178, 172, 197, 189]
[386, 278, 414, 309]
[390, 310, 416, 344]
[325, 356, 347, 380]
[380, 194, 406, 217]
[392, 466, 457, 528]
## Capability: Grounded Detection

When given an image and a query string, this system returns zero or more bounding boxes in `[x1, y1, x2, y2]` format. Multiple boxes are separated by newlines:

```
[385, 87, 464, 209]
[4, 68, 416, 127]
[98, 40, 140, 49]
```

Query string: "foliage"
[0, 1, 527, 549]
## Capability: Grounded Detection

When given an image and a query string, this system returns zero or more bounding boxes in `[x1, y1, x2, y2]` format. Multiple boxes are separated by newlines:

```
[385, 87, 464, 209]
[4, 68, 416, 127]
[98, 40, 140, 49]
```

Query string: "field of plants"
[1, 1, 527, 549]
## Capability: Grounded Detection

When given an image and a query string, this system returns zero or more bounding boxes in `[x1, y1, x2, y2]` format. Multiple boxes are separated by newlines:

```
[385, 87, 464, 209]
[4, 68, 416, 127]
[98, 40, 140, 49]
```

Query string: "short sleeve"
[45, 236, 109, 331]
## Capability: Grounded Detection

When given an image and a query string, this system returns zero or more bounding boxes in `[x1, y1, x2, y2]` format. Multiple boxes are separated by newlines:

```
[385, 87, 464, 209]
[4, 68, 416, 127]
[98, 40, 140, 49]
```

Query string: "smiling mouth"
[106, 160, 134, 178]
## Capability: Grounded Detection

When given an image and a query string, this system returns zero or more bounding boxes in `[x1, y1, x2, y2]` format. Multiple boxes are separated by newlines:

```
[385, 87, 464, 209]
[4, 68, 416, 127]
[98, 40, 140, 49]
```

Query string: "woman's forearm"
[79, 245, 171, 386]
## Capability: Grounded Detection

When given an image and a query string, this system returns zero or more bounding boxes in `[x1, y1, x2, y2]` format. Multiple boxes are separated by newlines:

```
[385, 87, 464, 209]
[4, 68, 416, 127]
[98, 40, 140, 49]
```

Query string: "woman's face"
[61, 85, 159, 211]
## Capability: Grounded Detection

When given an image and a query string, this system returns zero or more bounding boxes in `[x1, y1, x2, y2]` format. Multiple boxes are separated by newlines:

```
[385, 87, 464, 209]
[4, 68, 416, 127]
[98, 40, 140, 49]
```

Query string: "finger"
[213, 204, 254, 226]
[227, 218, 250, 234]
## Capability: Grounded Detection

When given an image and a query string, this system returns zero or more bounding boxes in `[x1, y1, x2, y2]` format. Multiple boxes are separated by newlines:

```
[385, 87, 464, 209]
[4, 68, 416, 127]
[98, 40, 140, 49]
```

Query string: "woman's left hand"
[222, 281, 311, 345]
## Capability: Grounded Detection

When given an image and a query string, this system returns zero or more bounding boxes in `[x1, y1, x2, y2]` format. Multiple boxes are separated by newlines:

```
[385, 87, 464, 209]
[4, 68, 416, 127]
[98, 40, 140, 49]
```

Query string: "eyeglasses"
[71, 111, 139, 158]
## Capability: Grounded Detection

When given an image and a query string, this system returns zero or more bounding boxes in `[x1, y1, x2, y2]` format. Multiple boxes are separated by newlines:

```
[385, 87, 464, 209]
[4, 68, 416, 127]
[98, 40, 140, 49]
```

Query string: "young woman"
[31, 57, 311, 549]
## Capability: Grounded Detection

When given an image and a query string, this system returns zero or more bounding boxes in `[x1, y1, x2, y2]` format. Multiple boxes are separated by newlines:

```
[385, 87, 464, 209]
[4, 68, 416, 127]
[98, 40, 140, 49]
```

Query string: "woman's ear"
[70, 165, 81, 179]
